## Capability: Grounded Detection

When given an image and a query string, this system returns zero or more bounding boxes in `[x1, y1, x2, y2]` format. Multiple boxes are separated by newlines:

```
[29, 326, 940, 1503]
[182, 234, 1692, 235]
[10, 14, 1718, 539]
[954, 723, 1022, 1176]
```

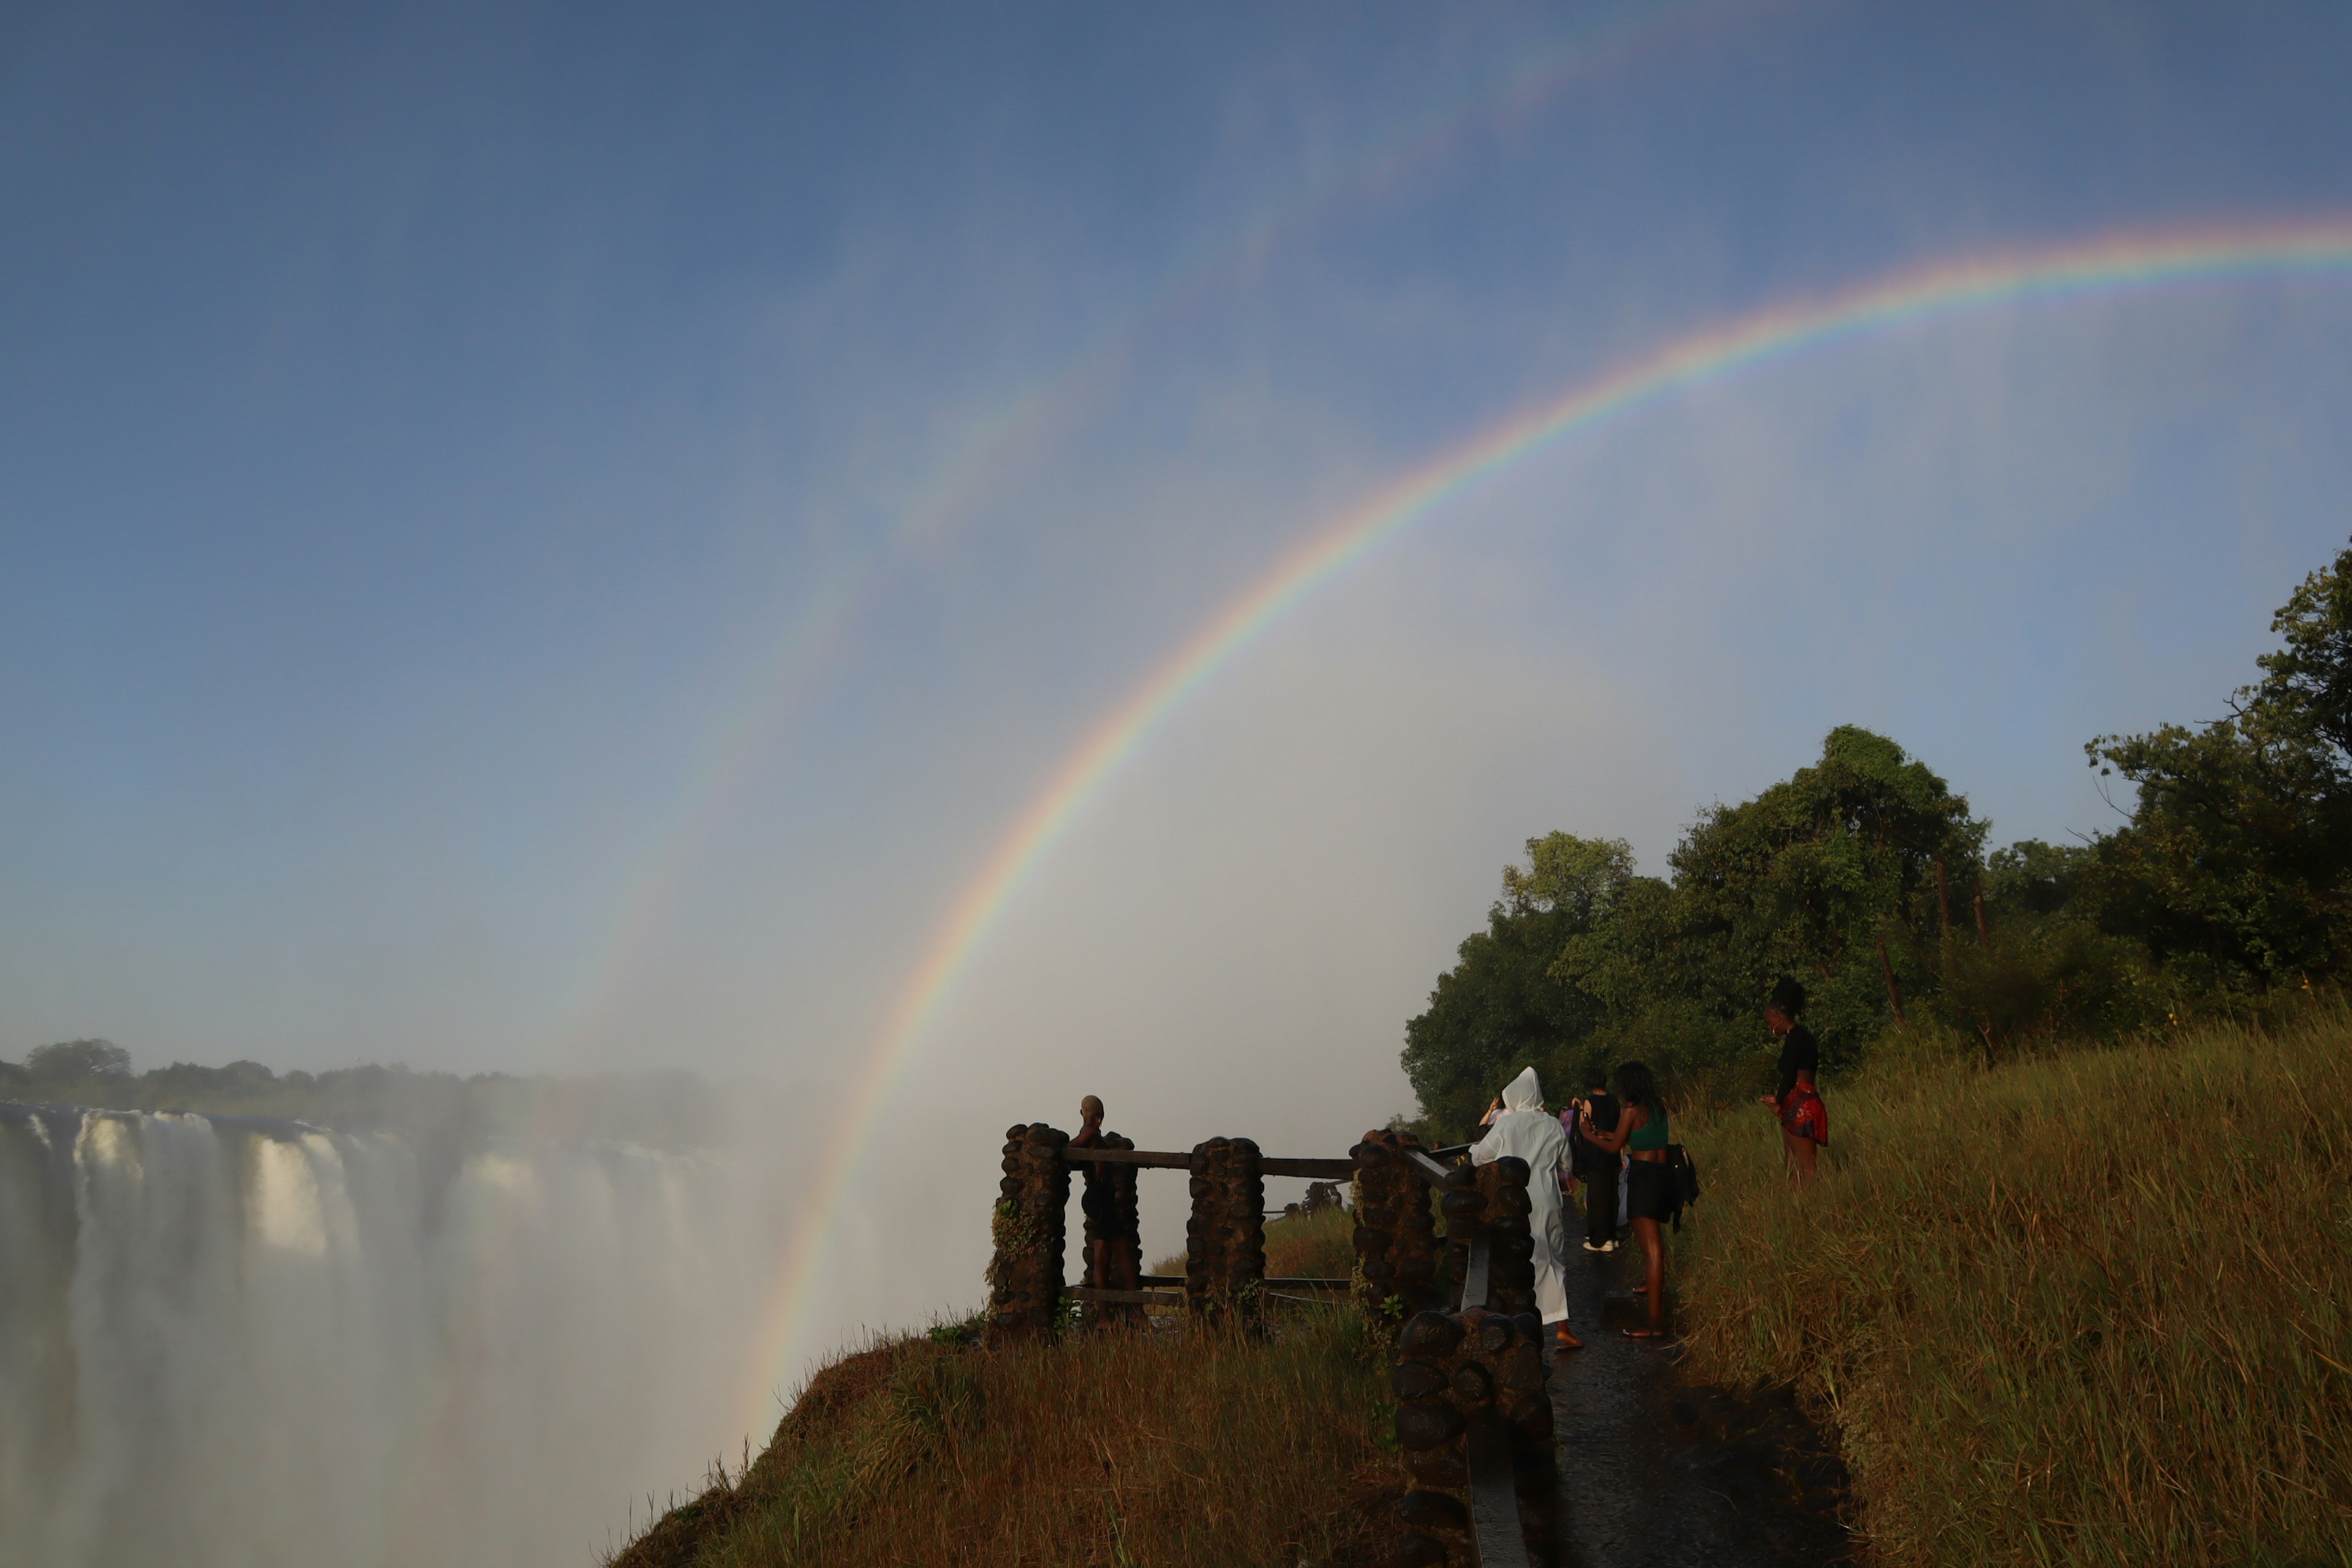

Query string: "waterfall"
[0, 1101, 786, 1568]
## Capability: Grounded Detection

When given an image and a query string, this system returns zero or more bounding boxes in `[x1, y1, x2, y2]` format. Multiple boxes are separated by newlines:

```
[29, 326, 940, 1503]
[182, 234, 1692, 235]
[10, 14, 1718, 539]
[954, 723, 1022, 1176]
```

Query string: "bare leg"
[1782, 1129, 1818, 1183]
[1631, 1217, 1665, 1334]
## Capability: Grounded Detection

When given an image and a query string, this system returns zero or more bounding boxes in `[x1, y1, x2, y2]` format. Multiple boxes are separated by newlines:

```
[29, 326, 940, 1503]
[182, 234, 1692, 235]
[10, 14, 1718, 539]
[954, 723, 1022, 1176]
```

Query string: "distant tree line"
[0, 1039, 725, 1152]
[1403, 538, 2352, 1141]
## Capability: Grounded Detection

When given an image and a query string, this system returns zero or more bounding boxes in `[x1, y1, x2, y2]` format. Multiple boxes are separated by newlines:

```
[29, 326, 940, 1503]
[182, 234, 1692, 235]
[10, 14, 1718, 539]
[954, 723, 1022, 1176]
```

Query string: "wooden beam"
[1058, 1148, 1192, 1168]
[1259, 1157, 1355, 1178]
[1058, 1148, 1353, 1178]
[1131, 1274, 1348, 1291]
[1458, 1232, 1491, 1313]
[1463, 1409, 1531, 1568]
[1063, 1287, 1183, 1306]
[1408, 1150, 1453, 1187]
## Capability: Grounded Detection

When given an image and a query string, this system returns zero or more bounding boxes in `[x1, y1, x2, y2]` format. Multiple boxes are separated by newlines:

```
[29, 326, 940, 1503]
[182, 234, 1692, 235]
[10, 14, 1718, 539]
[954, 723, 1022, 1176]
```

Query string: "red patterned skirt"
[1779, 1085, 1828, 1145]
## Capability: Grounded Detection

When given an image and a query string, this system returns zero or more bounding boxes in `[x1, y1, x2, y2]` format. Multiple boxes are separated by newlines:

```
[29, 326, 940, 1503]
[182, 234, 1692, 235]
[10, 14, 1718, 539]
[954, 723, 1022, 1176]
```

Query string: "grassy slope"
[612, 1210, 1394, 1568]
[1671, 1014, 2352, 1566]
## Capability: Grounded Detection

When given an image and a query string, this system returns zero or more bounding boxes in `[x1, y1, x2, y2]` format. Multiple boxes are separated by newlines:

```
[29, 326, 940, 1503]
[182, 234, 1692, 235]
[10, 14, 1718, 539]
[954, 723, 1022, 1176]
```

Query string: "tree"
[2089, 540, 2352, 987]
[25, 1038, 132, 1083]
[1558, 726, 1983, 1081]
[1401, 834, 1634, 1140]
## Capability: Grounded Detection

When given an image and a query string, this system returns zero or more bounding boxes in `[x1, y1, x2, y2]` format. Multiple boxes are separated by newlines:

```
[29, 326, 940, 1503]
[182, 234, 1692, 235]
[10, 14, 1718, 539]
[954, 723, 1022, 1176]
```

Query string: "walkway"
[1545, 1210, 1852, 1567]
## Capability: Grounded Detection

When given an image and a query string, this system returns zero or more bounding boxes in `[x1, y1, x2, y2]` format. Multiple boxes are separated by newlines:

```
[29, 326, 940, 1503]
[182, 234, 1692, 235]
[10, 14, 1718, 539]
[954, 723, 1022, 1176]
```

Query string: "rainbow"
[736, 216, 2352, 1423]
[530, 0, 1782, 1058]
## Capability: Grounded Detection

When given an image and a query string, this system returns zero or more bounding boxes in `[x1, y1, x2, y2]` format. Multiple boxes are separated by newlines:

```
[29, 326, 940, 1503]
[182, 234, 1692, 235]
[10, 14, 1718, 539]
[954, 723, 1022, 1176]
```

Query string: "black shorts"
[1080, 1180, 1135, 1242]
[1625, 1159, 1677, 1223]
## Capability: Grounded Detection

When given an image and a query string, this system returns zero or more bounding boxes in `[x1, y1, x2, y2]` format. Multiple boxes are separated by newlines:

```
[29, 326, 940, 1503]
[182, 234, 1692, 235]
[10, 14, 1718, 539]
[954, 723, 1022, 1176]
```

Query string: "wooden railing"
[984, 1120, 1555, 1567]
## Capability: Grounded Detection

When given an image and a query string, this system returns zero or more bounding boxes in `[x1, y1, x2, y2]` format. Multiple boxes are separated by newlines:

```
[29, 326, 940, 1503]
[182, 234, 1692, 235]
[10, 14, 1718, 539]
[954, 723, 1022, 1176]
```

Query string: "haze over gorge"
[0, 1055, 804, 1568]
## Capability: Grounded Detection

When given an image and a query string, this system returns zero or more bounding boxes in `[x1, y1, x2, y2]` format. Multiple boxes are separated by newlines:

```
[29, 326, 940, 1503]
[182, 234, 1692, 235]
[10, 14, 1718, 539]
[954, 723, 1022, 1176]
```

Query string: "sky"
[7, 0, 2352, 1379]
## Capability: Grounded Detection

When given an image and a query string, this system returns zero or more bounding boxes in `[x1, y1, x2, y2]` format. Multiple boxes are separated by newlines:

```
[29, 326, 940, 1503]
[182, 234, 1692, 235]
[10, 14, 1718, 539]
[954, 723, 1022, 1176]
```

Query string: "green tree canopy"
[1400, 833, 1634, 1140]
[25, 1038, 132, 1083]
[2089, 540, 2352, 985]
[1558, 725, 1983, 1079]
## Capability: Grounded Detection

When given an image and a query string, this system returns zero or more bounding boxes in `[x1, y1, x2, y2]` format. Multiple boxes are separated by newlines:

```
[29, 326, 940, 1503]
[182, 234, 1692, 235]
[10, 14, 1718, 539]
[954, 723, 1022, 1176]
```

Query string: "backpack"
[1665, 1144, 1700, 1230]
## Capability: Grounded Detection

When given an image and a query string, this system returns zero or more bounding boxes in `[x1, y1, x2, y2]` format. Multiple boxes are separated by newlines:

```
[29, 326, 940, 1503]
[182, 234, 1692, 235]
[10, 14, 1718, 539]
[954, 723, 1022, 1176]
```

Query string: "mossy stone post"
[1349, 1129, 1441, 1316]
[1079, 1131, 1140, 1325]
[1439, 1161, 1483, 1302]
[1183, 1136, 1264, 1329]
[1478, 1155, 1539, 1321]
[986, 1121, 1069, 1344]
[1387, 1304, 1556, 1567]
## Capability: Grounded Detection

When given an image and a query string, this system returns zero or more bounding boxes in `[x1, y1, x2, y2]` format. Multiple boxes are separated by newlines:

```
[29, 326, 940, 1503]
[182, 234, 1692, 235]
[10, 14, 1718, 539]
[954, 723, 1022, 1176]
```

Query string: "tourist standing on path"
[1758, 978, 1827, 1183]
[1069, 1096, 1140, 1303]
[1578, 1060, 1673, 1339]
[1570, 1065, 1622, 1253]
[1473, 1066, 1581, 1351]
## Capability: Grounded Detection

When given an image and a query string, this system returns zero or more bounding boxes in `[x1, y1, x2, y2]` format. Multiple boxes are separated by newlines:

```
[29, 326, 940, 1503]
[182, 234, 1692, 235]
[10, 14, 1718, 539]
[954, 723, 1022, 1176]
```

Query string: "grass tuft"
[609, 1309, 1398, 1568]
[1671, 1012, 2352, 1567]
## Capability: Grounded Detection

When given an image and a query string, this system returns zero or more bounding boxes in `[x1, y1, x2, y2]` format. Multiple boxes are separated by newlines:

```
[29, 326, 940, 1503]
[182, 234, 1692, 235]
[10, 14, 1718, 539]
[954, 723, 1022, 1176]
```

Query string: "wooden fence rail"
[986, 1114, 1551, 1567]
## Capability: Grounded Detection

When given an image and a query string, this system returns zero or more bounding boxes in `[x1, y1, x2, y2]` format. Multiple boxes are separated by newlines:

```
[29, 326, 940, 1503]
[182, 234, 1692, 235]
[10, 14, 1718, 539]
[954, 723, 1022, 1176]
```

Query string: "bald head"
[1080, 1095, 1104, 1121]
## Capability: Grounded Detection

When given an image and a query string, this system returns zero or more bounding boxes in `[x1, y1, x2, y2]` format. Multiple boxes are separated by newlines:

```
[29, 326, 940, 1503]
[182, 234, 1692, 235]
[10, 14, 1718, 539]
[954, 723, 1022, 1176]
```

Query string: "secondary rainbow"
[736, 216, 2352, 1422]
[530, 0, 1781, 1064]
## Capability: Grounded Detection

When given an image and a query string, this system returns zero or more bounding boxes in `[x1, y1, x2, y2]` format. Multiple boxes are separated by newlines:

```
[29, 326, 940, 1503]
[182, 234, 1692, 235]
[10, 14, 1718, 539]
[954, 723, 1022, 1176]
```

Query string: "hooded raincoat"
[1471, 1066, 1570, 1324]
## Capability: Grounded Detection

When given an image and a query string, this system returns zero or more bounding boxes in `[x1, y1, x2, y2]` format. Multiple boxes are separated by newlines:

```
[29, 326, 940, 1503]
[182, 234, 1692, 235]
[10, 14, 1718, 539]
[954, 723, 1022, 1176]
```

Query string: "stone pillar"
[1348, 1128, 1441, 1316]
[1079, 1131, 1141, 1324]
[1478, 1155, 1539, 1321]
[1183, 1136, 1264, 1328]
[1438, 1154, 1537, 1317]
[985, 1122, 1069, 1344]
[1387, 1305, 1556, 1567]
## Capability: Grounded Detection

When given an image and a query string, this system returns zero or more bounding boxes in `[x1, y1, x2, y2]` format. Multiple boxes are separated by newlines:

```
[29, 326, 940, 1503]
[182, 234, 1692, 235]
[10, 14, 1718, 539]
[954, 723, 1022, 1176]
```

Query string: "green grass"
[1670, 1013, 2352, 1567]
[608, 1309, 1398, 1568]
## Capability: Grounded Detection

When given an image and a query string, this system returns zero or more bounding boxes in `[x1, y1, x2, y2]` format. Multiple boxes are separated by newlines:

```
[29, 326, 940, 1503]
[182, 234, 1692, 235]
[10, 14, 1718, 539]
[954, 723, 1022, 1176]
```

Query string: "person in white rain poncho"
[1472, 1066, 1581, 1351]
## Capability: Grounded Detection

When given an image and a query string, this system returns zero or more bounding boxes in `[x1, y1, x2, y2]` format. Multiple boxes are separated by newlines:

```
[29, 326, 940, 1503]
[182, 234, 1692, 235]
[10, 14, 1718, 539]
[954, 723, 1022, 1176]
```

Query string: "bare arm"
[1580, 1102, 1646, 1156]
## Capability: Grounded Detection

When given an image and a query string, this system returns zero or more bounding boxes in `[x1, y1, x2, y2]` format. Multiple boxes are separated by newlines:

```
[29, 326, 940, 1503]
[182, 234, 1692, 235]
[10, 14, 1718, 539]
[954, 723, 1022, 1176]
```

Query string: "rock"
[1386, 1532, 1448, 1567]
[1398, 1310, 1464, 1358]
[1397, 1490, 1471, 1531]
[1394, 1400, 1466, 1450]
[1390, 1360, 1447, 1401]
[1405, 1449, 1469, 1490]
[1499, 1344, 1545, 1392]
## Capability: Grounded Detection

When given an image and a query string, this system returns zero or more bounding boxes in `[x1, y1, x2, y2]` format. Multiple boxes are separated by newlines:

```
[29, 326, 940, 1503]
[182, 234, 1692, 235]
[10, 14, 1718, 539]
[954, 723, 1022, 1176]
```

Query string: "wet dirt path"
[1544, 1212, 1852, 1567]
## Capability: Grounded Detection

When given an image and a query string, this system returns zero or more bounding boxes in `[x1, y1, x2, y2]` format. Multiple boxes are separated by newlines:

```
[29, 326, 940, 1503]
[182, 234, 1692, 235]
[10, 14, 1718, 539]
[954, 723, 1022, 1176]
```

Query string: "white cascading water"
[0, 1102, 791, 1568]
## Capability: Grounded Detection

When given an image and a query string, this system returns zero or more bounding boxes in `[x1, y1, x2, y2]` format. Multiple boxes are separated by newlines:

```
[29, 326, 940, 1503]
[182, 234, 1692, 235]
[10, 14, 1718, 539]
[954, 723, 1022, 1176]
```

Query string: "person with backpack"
[1758, 977, 1827, 1183]
[1568, 1065, 1621, 1253]
[1577, 1060, 1673, 1340]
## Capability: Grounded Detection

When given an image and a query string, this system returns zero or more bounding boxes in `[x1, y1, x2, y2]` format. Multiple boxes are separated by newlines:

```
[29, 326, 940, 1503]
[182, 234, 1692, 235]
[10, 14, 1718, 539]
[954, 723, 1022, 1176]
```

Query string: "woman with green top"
[1576, 1060, 1672, 1339]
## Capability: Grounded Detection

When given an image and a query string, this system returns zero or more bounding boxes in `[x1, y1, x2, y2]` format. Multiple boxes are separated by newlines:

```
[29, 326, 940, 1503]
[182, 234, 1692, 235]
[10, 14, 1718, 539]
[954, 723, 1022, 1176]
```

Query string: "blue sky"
[6, 0, 2352, 1151]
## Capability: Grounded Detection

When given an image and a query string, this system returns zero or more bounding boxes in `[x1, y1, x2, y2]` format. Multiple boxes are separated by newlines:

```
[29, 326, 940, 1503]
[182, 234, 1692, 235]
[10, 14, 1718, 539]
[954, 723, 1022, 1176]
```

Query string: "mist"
[0, 1087, 813, 1568]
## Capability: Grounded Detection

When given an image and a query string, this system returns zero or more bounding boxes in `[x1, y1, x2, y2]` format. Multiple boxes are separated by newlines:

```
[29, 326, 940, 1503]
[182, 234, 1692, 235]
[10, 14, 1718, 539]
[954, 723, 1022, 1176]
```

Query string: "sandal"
[1621, 1326, 1670, 1340]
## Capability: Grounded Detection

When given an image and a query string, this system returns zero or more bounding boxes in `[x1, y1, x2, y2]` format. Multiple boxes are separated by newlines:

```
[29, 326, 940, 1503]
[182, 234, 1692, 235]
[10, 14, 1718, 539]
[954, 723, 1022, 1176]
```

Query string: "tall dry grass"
[1671, 1013, 2352, 1566]
[1152, 1202, 1359, 1283]
[613, 1309, 1396, 1568]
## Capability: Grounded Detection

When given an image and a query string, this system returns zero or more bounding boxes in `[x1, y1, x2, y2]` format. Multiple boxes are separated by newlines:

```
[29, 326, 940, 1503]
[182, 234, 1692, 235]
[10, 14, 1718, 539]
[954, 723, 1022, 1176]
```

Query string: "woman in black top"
[1758, 978, 1826, 1182]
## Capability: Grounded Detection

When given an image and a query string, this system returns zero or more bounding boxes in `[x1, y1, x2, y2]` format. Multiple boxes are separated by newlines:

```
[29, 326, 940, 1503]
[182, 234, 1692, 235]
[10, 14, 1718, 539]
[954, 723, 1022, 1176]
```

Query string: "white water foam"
[0, 1104, 791, 1568]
